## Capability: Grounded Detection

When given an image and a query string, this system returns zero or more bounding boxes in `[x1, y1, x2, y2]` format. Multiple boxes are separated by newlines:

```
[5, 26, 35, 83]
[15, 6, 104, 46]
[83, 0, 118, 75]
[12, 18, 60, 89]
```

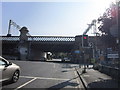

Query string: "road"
[2, 59, 84, 89]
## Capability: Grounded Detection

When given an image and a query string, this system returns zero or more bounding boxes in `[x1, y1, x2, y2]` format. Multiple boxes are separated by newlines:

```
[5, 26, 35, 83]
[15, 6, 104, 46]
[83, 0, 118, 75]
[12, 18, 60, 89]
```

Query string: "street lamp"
[7, 20, 21, 36]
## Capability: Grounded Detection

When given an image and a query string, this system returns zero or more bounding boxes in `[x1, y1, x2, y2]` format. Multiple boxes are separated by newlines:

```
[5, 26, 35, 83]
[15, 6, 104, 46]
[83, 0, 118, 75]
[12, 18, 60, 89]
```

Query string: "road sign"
[107, 54, 119, 58]
[74, 50, 80, 54]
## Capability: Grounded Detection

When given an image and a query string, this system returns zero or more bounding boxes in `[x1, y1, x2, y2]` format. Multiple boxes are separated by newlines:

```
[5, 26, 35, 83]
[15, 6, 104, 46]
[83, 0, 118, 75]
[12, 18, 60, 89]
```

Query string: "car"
[40, 57, 46, 61]
[0, 56, 20, 83]
[61, 57, 70, 62]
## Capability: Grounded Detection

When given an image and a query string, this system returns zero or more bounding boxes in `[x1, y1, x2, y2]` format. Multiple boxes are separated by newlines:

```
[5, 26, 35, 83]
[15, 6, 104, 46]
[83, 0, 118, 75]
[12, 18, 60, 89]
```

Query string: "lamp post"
[7, 20, 21, 36]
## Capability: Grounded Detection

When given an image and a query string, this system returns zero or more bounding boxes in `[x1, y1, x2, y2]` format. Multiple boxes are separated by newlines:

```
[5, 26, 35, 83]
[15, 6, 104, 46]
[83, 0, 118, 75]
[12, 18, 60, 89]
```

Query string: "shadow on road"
[46, 61, 72, 64]
[47, 77, 79, 89]
[87, 79, 119, 89]
[2, 81, 13, 87]
[61, 70, 68, 73]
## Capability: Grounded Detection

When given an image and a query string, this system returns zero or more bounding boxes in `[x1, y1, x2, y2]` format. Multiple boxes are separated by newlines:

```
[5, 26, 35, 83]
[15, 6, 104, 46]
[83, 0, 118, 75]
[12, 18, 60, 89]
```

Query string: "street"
[2, 59, 84, 89]
[1, 1, 120, 89]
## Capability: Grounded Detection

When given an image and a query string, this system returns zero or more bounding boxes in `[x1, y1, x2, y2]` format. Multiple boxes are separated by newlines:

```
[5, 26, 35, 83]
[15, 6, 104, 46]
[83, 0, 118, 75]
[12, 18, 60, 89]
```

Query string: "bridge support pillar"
[18, 27, 29, 60]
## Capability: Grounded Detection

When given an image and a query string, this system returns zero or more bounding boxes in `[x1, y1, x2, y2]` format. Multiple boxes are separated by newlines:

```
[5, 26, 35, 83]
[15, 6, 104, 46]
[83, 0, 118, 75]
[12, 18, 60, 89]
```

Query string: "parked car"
[61, 57, 70, 62]
[40, 57, 47, 61]
[0, 56, 20, 83]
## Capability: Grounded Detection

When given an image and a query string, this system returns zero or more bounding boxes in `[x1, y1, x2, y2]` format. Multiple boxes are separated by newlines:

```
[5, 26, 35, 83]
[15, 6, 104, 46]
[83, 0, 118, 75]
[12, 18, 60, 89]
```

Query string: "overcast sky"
[2, 0, 115, 36]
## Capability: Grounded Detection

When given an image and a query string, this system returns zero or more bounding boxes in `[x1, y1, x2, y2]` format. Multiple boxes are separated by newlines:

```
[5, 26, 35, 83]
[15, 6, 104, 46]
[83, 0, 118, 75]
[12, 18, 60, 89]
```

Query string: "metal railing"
[0, 36, 20, 41]
[0, 36, 75, 42]
[28, 36, 75, 42]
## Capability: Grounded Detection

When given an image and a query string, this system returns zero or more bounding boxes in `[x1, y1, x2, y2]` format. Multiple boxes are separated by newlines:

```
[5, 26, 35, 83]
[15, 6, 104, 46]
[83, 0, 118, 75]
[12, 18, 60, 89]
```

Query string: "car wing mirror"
[4, 61, 12, 67]
[8, 62, 12, 65]
[4, 63, 9, 67]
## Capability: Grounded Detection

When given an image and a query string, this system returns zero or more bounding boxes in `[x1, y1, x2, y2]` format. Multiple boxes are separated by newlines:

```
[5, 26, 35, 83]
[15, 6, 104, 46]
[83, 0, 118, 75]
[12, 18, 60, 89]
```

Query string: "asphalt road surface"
[2, 59, 84, 89]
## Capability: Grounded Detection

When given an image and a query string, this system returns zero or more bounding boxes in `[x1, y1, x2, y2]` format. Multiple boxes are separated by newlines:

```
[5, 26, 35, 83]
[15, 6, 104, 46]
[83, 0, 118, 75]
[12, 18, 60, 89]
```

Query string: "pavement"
[75, 66, 119, 89]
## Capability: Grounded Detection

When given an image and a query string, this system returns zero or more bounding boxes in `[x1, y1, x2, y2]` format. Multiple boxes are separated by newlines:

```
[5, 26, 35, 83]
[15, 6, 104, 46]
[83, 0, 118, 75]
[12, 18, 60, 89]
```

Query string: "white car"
[0, 56, 20, 83]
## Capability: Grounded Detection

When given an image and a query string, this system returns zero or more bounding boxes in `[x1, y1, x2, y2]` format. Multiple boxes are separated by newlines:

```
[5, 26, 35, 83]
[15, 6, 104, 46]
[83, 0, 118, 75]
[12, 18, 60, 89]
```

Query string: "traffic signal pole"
[82, 19, 96, 73]
[82, 35, 88, 73]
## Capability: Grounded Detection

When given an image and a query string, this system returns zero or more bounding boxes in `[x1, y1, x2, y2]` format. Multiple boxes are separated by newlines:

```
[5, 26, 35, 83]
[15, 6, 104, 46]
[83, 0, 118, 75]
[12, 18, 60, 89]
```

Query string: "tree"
[97, 2, 118, 48]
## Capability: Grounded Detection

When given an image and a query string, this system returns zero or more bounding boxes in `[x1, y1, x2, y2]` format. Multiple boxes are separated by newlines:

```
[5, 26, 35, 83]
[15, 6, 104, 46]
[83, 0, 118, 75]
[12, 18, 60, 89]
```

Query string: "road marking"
[54, 63, 55, 68]
[14, 78, 36, 90]
[83, 75, 90, 77]
[20, 76, 69, 81]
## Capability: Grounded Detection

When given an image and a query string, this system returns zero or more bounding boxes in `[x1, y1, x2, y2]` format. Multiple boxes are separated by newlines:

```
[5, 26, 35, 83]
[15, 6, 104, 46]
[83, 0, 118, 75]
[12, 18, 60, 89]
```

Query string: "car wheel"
[11, 70, 20, 83]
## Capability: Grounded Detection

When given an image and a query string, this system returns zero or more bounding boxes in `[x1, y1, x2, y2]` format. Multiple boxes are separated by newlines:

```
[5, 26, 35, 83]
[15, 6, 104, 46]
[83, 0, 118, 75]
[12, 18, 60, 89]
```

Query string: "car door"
[0, 60, 9, 82]
[0, 65, 5, 82]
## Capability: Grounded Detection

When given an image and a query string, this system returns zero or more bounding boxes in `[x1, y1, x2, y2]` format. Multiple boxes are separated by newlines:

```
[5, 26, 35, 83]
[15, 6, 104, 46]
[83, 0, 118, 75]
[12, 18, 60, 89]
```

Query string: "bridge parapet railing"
[0, 36, 75, 42]
[28, 36, 75, 42]
[0, 36, 20, 41]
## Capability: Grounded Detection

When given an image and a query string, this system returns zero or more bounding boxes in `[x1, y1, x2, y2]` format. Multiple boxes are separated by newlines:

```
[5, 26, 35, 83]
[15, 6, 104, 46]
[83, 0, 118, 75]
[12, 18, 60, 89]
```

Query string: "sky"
[1, 0, 116, 36]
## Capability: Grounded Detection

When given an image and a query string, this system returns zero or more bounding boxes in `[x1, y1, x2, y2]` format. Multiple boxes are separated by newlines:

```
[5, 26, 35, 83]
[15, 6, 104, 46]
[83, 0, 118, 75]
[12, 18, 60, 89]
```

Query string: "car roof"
[0, 56, 6, 60]
[0, 56, 3, 59]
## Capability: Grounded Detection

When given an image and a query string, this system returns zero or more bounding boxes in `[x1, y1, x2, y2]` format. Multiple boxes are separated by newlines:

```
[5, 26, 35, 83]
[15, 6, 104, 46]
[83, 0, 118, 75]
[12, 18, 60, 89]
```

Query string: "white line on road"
[54, 63, 55, 68]
[14, 78, 36, 90]
[14, 76, 70, 90]
[83, 75, 90, 77]
[20, 76, 70, 81]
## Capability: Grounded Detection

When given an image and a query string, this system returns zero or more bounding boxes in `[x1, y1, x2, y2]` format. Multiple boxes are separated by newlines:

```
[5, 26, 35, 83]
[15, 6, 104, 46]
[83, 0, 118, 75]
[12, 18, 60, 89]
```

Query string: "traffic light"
[82, 35, 88, 47]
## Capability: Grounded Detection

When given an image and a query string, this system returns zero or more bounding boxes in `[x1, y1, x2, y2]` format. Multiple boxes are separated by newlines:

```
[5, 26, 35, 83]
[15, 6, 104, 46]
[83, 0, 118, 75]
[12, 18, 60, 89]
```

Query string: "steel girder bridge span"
[1, 36, 76, 61]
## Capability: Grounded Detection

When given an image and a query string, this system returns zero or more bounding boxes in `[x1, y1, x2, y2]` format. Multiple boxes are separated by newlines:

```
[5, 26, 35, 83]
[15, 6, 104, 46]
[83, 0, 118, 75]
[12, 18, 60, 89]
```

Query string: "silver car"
[0, 56, 20, 83]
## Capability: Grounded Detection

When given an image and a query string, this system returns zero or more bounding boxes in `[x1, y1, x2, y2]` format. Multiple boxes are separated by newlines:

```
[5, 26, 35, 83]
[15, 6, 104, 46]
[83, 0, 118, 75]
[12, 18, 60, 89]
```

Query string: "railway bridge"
[1, 27, 91, 63]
